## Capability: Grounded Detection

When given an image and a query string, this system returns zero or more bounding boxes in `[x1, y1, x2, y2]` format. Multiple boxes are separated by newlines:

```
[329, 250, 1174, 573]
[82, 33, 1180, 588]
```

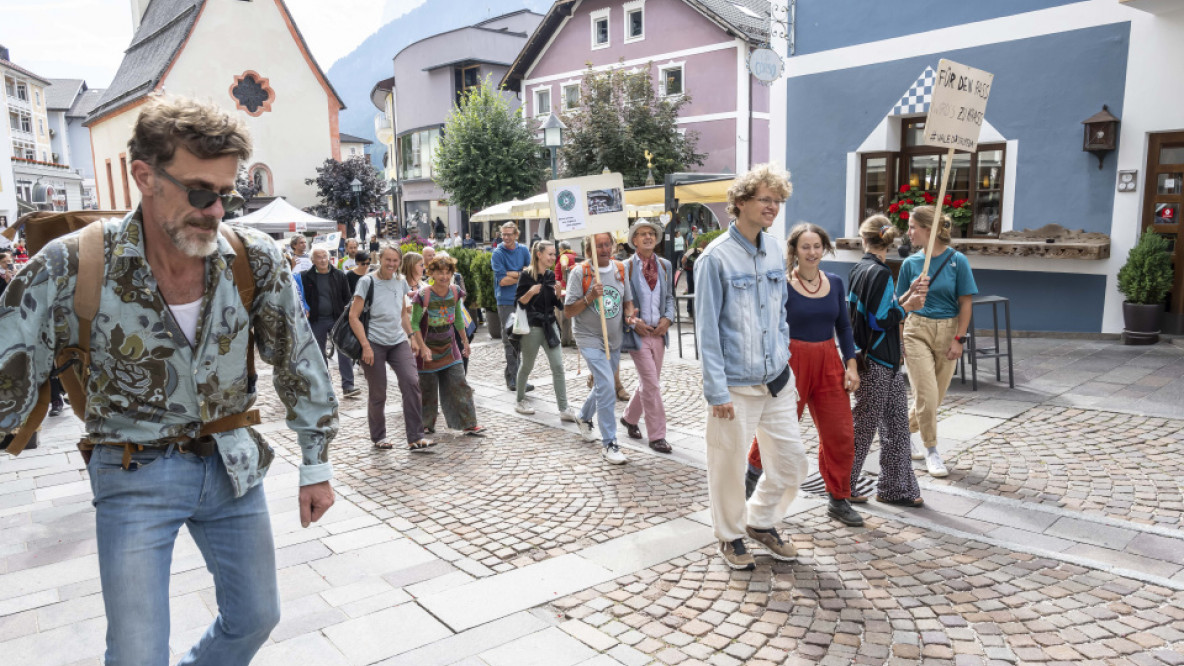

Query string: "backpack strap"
[9, 220, 106, 456]
[218, 226, 257, 382]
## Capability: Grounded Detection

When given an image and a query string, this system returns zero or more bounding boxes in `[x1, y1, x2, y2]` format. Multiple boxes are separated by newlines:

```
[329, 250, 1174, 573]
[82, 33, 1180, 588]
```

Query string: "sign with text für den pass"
[923, 59, 994, 152]
[547, 172, 628, 240]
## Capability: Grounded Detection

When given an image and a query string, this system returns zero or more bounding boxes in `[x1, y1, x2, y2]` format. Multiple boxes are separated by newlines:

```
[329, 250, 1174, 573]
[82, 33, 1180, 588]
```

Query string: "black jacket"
[302, 267, 352, 321]
[848, 253, 907, 371]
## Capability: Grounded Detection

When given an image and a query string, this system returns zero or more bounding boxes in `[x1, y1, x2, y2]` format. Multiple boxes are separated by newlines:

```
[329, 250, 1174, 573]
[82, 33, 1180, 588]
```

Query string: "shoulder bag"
[331, 277, 374, 362]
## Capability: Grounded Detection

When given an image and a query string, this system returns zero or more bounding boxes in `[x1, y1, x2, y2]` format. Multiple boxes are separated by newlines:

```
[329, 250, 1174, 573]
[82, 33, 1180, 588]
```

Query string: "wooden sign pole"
[920, 146, 957, 277]
[589, 241, 612, 362]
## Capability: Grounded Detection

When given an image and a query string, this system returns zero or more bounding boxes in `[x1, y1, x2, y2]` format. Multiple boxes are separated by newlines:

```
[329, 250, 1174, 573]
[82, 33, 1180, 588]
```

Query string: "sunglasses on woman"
[155, 168, 245, 213]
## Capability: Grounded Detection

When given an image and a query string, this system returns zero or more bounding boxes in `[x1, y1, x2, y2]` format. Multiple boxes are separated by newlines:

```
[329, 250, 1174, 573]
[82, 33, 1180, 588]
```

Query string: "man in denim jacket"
[694, 164, 807, 571]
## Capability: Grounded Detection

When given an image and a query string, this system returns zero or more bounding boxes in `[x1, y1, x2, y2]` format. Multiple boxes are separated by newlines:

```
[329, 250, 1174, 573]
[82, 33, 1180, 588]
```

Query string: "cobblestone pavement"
[270, 404, 710, 573]
[549, 509, 1184, 666]
[939, 406, 1184, 529]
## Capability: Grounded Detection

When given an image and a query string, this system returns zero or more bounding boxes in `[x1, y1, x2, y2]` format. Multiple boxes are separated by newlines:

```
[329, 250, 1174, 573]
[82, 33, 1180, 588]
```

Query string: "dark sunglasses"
[155, 168, 245, 213]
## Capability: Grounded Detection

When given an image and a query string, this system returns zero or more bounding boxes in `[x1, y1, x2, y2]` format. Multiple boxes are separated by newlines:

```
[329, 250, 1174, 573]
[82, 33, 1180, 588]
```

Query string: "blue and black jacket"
[848, 253, 907, 371]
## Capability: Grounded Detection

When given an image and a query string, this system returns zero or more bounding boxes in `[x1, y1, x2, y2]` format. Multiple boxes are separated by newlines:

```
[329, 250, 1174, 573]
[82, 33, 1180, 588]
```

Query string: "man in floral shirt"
[0, 97, 338, 664]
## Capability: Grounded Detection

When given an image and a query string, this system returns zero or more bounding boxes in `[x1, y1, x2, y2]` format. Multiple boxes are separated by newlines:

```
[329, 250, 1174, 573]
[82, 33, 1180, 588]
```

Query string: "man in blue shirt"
[491, 221, 533, 391]
[695, 164, 806, 571]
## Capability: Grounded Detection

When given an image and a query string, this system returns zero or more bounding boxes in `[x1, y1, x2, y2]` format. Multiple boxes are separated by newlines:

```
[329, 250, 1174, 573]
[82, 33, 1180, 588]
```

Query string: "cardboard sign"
[548, 173, 628, 240]
[923, 59, 994, 152]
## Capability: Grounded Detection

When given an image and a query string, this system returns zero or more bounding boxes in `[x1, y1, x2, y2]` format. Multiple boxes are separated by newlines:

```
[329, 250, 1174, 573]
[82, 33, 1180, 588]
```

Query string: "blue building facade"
[779, 0, 1184, 335]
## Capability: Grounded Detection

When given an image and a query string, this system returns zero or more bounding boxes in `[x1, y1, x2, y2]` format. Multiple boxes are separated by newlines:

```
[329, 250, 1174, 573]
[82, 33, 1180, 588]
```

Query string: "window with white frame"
[562, 83, 580, 111]
[534, 87, 551, 116]
[16, 82, 28, 101]
[624, 0, 645, 43]
[659, 63, 684, 97]
[590, 8, 610, 49]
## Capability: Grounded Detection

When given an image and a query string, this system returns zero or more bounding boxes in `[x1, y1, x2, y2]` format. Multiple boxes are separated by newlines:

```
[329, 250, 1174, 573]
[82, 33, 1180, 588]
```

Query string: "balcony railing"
[12, 157, 69, 170]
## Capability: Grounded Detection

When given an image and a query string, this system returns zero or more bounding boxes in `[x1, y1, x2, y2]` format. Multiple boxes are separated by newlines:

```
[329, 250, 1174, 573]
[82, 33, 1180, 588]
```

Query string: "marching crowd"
[0, 96, 979, 662]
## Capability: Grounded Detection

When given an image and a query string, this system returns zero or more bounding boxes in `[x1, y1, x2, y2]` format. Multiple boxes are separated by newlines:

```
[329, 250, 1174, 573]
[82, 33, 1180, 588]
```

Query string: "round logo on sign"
[597, 284, 623, 319]
[558, 190, 577, 212]
[748, 47, 783, 84]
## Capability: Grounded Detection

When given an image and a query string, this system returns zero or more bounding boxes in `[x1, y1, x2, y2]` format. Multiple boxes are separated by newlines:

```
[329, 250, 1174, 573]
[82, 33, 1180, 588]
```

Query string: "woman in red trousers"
[746, 223, 863, 526]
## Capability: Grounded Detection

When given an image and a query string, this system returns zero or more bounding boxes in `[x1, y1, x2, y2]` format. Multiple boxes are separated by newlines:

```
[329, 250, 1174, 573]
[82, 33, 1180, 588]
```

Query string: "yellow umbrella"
[624, 178, 733, 207]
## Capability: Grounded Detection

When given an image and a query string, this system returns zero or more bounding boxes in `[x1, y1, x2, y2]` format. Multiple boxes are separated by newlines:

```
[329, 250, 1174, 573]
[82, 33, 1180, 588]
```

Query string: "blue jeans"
[87, 444, 280, 665]
[578, 346, 620, 446]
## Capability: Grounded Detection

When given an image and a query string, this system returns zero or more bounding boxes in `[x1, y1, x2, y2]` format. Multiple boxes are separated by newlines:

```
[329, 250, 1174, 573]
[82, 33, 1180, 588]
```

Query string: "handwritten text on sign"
[923, 59, 994, 152]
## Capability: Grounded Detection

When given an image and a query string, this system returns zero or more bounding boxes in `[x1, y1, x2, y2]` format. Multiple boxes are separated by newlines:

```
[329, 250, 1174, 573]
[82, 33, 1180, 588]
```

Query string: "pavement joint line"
[856, 502, 1184, 592]
[916, 477, 1184, 541]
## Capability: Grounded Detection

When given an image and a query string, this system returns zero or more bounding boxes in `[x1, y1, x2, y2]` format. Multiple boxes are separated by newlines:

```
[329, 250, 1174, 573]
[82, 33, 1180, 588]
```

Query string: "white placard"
[548, 173, 629, 240]
[748, 47, 783, 84]
[923, 59, 994, 152]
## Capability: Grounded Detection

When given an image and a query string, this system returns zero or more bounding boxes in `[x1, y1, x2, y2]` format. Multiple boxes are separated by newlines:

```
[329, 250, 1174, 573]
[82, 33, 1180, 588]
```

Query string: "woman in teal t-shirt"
[895, 206, 977, 479]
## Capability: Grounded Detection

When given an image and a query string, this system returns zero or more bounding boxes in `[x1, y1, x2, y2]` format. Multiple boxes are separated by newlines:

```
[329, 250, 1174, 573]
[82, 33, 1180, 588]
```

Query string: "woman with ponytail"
[848, 215, 929, 505]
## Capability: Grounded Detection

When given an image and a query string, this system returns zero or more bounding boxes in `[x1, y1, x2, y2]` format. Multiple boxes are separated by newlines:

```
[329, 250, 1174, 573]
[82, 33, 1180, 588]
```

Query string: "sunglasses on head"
[155, 167, 245, 213]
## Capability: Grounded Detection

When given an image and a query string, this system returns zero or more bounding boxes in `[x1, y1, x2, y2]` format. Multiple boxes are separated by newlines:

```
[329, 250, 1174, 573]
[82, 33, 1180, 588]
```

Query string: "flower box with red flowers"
[886, 184, 972, 231]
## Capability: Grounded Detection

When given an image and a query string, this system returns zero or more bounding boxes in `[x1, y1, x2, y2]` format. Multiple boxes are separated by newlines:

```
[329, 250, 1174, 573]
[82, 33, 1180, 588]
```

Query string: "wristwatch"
[955, 334, 969, 344]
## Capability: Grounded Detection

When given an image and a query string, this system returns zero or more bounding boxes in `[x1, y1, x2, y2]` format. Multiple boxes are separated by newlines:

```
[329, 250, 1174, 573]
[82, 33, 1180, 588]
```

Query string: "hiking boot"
[601, 442, 627, 465]
[910, 432, 925, 460]
[828, 497, 865, 527]
[515, 400, 535, 415]
[925, 449, 949, 478]
[718, 538, 755, 571]
[558, 407, 580, 423]
[576, 419, 598, 442]
[744, 467, 763, 499]
[745, 526, 797, 561]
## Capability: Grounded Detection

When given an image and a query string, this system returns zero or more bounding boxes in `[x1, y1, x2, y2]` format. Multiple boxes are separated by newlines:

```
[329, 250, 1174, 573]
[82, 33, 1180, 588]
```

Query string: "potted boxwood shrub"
[1117, 229, 1173, 345]
[470, 251, 501, 338]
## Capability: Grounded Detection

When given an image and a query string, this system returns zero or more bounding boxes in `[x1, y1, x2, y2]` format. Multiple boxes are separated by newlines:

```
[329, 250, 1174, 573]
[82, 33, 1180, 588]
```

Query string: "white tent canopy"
[233, 198, 337, 233]
[470, 199, 523, 223]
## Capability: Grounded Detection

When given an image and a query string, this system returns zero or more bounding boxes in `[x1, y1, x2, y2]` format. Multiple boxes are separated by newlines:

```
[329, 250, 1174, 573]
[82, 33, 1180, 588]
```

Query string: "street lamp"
[350, 177, 363, 241]
[542, 113, 566, 180]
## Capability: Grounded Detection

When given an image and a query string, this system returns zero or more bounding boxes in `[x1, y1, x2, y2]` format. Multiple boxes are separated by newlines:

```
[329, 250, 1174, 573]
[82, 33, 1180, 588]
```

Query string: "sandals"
[372, 440, 394, 450]
[848, 495, 870, 504]
[463, 426, 487, 438]
[875, 495, 924, 508]
[408, 439, 436, 452]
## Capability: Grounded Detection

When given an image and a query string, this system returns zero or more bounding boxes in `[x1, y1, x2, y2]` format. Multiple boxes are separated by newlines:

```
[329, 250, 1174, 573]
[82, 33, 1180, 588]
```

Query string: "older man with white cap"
[619, 219, 676, 453]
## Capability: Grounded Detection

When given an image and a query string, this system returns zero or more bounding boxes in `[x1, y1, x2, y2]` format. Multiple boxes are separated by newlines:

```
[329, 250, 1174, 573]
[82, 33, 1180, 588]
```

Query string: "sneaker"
[576, 419, 598, 442]
[745, 526, 797, 561]
[525, 383, 535, 392]
[910, 432, 925, 460]
[925, 449, 949, 478]
[601, 442, 628, 465]
[515, 400, 535, 415]
[558, 407, 580, 423]
[49, 403, 63, 418]
[342, 387, 362, 398]
[827, 497, 865, 527]
[718, 538, 755, 571]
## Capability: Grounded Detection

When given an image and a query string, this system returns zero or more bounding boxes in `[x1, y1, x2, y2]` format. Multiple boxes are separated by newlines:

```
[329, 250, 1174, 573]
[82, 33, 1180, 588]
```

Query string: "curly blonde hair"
[726, 163, 792, 219]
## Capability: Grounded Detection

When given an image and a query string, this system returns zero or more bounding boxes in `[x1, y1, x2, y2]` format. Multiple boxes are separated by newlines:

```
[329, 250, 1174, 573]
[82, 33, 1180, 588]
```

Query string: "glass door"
[1142, 132, 1184, 331]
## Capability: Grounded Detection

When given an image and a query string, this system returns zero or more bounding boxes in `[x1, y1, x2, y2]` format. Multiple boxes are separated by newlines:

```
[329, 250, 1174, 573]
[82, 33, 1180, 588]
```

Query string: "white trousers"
[705, 382, 808, 542]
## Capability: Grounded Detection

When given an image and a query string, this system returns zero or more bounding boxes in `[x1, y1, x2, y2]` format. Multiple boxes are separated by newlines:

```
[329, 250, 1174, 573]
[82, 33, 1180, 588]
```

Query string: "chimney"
[0, 45, 10, 62]
[130, 0, 153, 32]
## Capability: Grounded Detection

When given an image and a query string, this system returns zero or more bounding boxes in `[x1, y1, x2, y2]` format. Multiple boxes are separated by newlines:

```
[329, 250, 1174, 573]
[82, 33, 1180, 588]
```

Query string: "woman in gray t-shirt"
[349, 245, 433, 451]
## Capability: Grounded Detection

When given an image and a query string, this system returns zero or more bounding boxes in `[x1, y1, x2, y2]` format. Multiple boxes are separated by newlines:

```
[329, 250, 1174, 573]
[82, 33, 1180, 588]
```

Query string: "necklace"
[793, 268, 823, 295]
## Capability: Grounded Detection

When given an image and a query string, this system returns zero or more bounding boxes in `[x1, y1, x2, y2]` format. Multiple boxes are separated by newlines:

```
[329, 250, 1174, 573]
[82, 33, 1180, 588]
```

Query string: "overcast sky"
[0, 0, 425, 87]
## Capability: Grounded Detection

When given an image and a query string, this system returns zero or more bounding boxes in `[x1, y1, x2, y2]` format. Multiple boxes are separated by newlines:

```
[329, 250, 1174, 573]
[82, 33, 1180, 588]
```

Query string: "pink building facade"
[503, 0, 771, 178]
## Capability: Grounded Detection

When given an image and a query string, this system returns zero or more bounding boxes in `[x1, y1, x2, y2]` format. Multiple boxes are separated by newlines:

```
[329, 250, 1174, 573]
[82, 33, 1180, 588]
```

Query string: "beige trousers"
[903, 315, 959, 449]
[705, 383, 807, 542]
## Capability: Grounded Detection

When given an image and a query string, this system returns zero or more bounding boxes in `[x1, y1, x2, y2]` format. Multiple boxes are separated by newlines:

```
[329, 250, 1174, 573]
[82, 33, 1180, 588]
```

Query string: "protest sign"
[920, 59, 994, 276]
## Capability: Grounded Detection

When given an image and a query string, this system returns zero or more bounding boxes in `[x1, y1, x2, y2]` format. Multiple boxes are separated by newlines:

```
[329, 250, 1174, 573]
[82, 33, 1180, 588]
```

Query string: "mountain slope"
[327, 0, 552, 168]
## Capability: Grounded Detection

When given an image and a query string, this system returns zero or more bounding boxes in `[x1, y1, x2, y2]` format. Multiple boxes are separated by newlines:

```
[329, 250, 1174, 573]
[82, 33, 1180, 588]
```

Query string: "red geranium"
[888, 202, 900, 213]
[900, 210, 910, 220]
[884, 184, 973, 232]
[899, 184, 910, 193]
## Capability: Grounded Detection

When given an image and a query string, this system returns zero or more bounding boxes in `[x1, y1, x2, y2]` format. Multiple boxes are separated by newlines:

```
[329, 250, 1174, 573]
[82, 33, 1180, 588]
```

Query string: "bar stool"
[959, 295, 1014, 390]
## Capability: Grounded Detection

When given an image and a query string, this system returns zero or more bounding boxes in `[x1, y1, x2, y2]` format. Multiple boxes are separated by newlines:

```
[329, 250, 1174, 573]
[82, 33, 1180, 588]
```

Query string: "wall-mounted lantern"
[1082, 105, 1120, 170]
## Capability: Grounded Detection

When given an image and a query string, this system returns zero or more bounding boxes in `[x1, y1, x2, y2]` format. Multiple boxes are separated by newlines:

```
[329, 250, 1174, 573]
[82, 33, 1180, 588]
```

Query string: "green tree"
[560, 65, 704, 186]
[304, 155, 386, 228]
[434, 78, 548, 215]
